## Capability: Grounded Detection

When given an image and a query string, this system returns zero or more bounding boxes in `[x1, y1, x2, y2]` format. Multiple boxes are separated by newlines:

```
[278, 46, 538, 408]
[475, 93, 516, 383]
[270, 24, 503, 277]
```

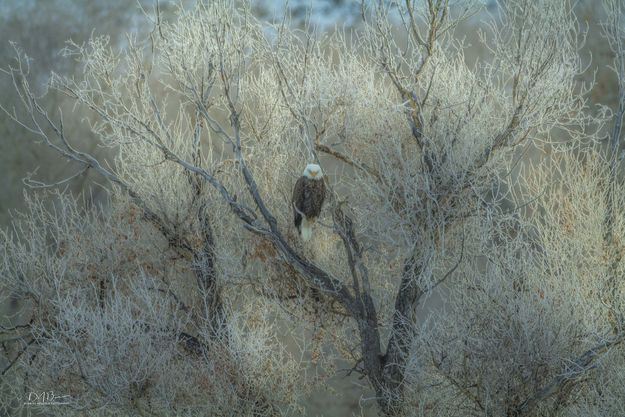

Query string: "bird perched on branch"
[292, 163, 326, 241]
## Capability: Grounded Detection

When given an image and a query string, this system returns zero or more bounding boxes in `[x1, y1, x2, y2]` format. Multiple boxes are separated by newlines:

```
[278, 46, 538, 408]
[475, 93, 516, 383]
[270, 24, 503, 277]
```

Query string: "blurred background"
[0, 1, 619, 416]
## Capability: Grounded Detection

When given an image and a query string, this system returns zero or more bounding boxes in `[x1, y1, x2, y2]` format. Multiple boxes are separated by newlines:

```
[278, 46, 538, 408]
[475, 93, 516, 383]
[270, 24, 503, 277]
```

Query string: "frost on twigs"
[0, 192, 302, 417]
[2, 0, 625, 416]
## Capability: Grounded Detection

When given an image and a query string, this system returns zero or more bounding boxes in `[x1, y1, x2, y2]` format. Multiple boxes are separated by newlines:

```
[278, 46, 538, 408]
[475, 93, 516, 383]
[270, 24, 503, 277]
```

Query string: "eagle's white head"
[303, 163, 323, 180]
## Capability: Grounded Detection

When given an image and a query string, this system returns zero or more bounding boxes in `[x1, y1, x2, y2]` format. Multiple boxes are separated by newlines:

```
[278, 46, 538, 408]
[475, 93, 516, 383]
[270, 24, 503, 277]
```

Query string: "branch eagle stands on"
[292, 163, 326, 241]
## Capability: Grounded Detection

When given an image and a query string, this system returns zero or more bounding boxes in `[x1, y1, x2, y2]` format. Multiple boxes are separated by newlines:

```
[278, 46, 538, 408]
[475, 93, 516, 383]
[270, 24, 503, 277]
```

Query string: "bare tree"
[1, 1, 624, 416]
[0, 0, 186, 226]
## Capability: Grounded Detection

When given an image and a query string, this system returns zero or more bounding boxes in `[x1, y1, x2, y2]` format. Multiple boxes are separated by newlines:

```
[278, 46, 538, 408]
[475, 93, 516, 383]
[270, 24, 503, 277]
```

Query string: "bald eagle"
[292, 164, 326, 241]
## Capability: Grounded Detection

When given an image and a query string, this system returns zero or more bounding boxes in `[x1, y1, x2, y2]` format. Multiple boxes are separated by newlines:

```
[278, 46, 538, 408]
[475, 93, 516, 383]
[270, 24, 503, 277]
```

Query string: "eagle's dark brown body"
[292, 176, 326, 237]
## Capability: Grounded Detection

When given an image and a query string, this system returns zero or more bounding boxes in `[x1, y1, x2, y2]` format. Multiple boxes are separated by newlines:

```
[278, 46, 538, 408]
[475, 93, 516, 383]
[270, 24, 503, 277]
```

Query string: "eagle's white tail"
[301, 217, 313, 241]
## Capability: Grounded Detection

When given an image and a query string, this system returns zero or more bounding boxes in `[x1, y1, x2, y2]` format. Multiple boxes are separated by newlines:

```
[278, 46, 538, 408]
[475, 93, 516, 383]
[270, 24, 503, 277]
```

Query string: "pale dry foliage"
[0, 191, 302, 417]
[1, 0, 625, 416]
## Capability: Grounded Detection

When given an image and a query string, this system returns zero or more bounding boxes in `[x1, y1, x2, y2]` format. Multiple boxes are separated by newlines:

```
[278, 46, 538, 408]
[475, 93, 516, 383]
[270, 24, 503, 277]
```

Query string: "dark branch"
[515, 334, 625, 414]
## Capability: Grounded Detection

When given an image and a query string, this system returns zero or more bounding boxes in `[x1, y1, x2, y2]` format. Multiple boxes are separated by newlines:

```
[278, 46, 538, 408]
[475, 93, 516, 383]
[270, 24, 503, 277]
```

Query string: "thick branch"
[194, 202, 225, 335]
[382, 250, 427, 399]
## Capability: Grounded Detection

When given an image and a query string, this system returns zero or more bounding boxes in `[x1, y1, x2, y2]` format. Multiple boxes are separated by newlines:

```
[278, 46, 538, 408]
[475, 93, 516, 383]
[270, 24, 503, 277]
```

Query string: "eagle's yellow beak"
[311, 171, 318, 177]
